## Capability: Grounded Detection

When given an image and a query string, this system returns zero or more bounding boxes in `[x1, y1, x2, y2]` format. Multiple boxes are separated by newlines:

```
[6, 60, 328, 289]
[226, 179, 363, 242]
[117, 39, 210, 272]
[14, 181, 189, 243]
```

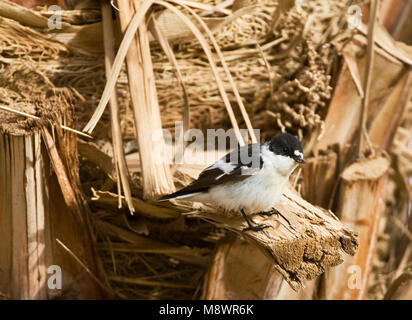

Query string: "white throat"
[261, 144, 297, 176]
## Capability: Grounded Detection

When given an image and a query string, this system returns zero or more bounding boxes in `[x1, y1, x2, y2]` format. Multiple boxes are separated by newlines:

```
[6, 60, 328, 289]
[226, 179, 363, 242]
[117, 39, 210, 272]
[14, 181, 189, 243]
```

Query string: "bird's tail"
[157, 189, 199, 202]
[157, 192, 179, 202]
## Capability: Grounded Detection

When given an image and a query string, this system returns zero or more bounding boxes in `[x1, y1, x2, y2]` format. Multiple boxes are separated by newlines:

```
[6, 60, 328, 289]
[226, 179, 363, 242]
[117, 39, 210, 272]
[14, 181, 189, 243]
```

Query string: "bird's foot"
[242, 224, 269, 232]
[257, 208, 280, 217]
[240, 208, 270, 232]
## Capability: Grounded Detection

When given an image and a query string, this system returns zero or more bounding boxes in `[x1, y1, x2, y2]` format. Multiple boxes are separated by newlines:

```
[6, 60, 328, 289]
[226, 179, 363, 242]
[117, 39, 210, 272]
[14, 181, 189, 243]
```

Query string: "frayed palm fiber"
[0, 0, 354, 142]
[0, 0, 363, 299]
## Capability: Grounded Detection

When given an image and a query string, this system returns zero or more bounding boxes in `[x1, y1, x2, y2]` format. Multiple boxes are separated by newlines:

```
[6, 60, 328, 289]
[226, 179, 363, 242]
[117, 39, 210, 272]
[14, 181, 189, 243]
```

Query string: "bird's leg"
[257, 208, 280, 217]
[241, 208, 269, 232]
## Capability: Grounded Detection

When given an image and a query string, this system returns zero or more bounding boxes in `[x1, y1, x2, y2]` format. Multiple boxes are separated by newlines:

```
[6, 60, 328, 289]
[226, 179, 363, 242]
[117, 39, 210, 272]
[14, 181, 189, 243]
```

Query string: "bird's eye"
[269, 144, 274, 152]
[283, 147, 288, 153]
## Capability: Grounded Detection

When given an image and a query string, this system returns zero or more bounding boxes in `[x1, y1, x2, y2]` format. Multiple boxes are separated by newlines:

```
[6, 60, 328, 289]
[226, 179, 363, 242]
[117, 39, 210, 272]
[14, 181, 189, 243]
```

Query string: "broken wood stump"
[0, 122, 108, 299]
[320, 155, 390, 300]
[203, 238, 318, 300]
[196, 186, 358, 292]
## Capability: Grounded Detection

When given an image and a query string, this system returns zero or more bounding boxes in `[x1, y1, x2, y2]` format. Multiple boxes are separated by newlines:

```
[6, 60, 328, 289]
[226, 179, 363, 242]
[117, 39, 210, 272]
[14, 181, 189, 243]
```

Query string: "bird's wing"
[165, 143, 263, 198]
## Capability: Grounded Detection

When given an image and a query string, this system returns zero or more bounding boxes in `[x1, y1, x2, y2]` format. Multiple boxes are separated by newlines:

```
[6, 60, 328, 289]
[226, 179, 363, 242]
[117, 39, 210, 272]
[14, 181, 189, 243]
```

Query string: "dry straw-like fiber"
[0, 0, 361, 299]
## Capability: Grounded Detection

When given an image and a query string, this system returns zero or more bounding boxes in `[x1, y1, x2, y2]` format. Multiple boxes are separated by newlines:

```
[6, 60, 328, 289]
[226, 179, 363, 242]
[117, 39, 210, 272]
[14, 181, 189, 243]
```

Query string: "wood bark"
[203, 239, 283, 300]
[203, 239, 319, 299]
[0, 128, 108, 299]
[198, 186, 358, 291]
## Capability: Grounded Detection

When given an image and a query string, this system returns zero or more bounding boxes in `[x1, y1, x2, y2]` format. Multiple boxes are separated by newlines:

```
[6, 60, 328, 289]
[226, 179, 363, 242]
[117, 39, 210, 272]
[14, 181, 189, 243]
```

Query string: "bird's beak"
[294, 155, 306, 164]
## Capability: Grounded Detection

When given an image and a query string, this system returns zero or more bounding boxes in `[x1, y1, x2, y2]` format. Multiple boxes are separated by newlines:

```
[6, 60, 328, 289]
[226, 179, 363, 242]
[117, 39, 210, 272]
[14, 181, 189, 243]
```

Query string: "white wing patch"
[294, 150, 303, 158]
[206, 159, 237, 174]
[240, 166, 260, 176]
[215, 165, 260, 181]
[215, 173, 225, 180]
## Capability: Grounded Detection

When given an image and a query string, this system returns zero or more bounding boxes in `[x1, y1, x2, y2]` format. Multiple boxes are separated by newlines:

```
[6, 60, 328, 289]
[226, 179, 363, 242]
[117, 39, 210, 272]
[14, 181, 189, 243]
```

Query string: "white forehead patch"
[294, 150, 303, 158]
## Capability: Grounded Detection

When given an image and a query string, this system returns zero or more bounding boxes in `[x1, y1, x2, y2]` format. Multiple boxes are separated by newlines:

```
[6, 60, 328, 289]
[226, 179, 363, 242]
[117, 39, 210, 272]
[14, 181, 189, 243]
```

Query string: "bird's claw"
[242, 224, 270, 232]
[257, 208, 280, 217]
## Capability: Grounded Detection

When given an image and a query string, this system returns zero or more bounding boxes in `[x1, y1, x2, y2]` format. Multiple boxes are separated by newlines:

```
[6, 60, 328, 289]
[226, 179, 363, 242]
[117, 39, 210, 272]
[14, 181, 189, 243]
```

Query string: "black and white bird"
[159, 133, 305, 231]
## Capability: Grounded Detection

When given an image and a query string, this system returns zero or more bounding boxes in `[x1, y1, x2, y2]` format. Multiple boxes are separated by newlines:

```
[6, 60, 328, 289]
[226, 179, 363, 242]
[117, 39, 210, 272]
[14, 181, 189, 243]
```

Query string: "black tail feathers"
[157, 193, 178, 202]
[158, 188, 199, 201]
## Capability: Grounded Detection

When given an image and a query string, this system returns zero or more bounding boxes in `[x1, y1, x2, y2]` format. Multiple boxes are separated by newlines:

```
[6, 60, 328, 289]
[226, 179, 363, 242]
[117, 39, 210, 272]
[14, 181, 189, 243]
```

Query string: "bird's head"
[268, 133, 305, 165]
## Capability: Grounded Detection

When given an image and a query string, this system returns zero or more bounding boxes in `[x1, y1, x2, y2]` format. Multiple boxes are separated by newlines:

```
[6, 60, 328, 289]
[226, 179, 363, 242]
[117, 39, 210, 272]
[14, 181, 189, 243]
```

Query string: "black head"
[268, 133, 305, 163]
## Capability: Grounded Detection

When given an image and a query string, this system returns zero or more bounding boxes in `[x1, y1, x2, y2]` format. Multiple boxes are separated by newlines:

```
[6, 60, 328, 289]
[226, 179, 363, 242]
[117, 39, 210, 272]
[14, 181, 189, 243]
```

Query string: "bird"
[158, 133, 305, 232]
